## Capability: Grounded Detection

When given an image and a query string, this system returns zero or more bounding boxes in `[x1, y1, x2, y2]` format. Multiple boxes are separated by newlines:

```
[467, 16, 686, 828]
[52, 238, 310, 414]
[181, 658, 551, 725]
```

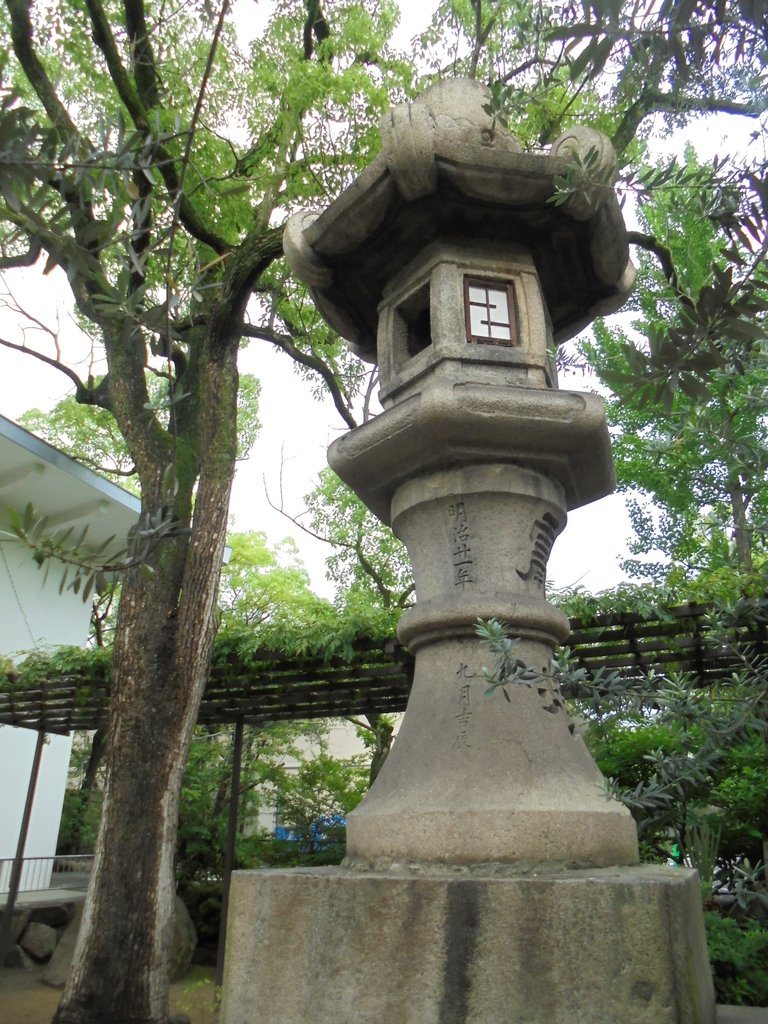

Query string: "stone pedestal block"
[221, 865, 715, 1024]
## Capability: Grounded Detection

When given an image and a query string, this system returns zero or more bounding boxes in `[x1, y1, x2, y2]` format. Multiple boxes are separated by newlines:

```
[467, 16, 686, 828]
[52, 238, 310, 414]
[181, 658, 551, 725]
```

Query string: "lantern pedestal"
[222, 866, 714, 1024]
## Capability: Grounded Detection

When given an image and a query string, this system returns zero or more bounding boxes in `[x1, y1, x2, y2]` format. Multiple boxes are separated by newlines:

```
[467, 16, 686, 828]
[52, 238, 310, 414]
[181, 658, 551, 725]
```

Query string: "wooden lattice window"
[464, 278, 519, 347]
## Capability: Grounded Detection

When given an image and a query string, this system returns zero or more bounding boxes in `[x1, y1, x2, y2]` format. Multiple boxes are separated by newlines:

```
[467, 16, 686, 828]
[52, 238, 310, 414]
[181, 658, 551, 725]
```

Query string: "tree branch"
[92, 463, 138, 478]
[123, 0, 159, 108]
[5, 0, 81, 141]
[498, 56, 556, 84]
[164, 0, 231, 317]
[468, 0, 483, 78]
[84, 0, 144, 124]
[241, 322, 357, 430]
[264, 478, 336, 547]
[468, 0, 497, 79]
[0, 240, 41, 269]
[4, 2, 121, 304]
[361, 366, 378, 423]
[612, 87, 767, 158]
[0, 204, 109, 326]
[205, 227, 284, 363]
[83, 0, 232, 255]
[627, 231, 679, 291]
[0, 335, 91, 398]
[352, 529, 397, 607]
[263, 480, 413, 608]
[303, 0, 331, 60]
[345, 717, 374, 733]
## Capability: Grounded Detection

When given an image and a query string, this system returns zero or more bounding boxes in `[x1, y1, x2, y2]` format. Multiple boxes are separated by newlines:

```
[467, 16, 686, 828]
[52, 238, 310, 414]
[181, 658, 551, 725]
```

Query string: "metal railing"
[0, 854, 93, 895]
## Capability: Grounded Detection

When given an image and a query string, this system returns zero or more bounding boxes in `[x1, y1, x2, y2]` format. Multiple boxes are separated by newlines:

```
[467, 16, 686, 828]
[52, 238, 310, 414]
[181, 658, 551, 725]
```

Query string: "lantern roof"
[284, 79, 635, 363]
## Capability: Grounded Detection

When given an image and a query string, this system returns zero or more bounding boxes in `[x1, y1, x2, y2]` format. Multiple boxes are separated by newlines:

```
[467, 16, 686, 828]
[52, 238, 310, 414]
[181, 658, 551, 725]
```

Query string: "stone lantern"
[221, 80, 715, 1024]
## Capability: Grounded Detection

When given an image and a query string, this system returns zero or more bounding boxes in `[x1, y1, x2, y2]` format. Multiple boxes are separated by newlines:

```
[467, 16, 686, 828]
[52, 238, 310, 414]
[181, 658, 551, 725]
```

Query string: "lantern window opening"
[395, 282, 432, 360]
[464, 278, 519, 347]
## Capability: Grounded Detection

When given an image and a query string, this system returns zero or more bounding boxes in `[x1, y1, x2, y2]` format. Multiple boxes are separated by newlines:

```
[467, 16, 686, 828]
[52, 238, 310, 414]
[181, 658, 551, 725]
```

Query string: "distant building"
[0, 414, 139, 892]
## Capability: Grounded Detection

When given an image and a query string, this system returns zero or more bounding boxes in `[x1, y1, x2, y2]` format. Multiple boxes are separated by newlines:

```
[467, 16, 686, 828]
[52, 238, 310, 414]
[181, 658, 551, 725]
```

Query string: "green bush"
[704, 911, 768, 1006]
[179, 880, 222, 951]
[250, 836, 346, 868]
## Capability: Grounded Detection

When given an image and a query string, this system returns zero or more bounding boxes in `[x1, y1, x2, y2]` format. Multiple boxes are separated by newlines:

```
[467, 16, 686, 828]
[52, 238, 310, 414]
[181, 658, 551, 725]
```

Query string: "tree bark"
[728, 477, 753, 572]
[52, 337, 239, 1024]
[80, 729, 106, 793]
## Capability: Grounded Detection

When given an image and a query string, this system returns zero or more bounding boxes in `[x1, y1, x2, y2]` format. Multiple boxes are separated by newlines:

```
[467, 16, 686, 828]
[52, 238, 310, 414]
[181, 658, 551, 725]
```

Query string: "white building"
[0, 414, 139, 893]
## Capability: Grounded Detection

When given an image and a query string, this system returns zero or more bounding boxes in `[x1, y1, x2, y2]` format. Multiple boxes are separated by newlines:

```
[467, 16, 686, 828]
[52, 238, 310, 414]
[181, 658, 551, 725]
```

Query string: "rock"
[4, 942, 34, 969]
[10, 908, 30, 946]
[42, 903, 83, 988]
[19, 921, 58, 962]
[30, 902, 75, 929]
[169, 1015, 191, 1024]
[170, 895, 197, 982]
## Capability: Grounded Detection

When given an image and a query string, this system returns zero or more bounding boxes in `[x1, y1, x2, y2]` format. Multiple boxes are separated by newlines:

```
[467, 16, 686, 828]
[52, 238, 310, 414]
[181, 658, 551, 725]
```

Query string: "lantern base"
[221, 864, 715, 1024]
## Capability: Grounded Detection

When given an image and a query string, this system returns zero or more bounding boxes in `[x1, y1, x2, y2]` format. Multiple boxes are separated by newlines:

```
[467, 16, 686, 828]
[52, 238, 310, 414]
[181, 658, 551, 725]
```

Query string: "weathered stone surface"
[376, 242, 555, 404]
[9, 908, 30, 946]
[4, 942, 34, 969]
[169, 895, 197, 982]
[345, 636, 638, 869]
[245, 71, 707, 1024]
[335, 458, 636, 870]
[30, 902, 75, 929]
[42, 903, 82, 988]
[19, 921, 58, 962]
[285, 78, 635, 361]
[328, 385, 616, 522]
[221, 865, 715, 1024]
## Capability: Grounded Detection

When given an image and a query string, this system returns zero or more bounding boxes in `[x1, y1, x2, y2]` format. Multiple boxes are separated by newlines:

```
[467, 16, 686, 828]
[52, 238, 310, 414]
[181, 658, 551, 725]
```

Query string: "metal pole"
[0, 729, 46, 973]
[215, 718, 244, 988]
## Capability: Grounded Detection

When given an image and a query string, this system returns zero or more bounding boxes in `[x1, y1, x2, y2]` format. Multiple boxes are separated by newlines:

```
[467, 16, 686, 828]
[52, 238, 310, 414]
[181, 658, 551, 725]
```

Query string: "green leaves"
[567, 33, 614, 82]
[475, 618, 551, 701]
[0, 498, 188, 602]
[550, 141, 614, 208]
[1, 502, 112, 600]
[304, 468, 413, 617]
[482, 80, 515, 131]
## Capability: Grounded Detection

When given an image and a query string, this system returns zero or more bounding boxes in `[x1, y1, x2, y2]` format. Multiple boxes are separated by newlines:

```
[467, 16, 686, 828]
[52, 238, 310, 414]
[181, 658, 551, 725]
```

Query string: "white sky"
[1, 1, 758, 602]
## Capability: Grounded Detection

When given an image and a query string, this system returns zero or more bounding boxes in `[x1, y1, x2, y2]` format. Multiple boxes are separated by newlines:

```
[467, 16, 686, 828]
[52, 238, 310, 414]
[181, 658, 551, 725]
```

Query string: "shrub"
[704, 911, 768, 1006]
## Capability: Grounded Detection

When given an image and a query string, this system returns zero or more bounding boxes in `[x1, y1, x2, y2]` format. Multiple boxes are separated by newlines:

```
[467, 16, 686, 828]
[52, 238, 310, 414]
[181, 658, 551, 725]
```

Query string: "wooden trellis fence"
[565, 601, 768, 687]
[1, 601, 767, 734]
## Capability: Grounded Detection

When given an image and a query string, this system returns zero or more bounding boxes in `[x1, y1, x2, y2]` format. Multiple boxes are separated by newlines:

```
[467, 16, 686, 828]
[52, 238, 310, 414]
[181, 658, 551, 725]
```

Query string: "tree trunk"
[728, 477, 752, 572]
[367, 714, 394, 787]
[52, 345, 237, 1024]
[80, 729, 106, 793]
